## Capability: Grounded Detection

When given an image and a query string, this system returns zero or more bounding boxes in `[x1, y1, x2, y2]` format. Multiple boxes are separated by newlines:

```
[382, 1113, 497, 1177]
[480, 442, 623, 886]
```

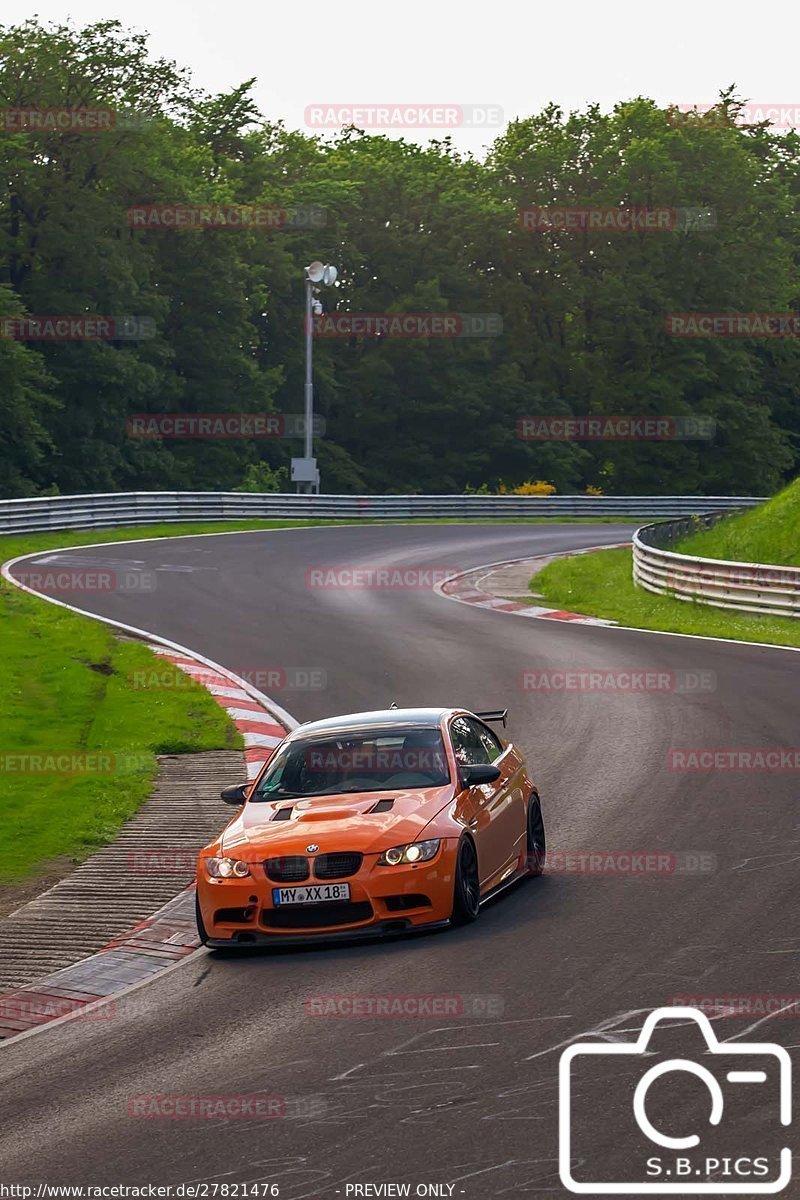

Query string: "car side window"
[450, 716, 491, 765]
[469, 719, 503, 762]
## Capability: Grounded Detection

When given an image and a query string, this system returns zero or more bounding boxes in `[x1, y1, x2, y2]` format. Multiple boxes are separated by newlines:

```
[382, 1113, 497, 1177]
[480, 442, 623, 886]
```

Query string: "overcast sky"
[16, 0, 800, 153]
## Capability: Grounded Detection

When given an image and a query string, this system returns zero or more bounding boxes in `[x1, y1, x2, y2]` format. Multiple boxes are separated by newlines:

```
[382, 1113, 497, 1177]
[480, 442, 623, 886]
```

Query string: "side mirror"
[221, 783, 249, 805]
[461, 763, 501, 787]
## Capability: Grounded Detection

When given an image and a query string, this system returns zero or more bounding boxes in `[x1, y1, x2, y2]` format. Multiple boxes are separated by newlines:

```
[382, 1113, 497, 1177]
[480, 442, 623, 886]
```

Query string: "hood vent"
[369, 798, 395, 813]
[272, 806, 294, 821]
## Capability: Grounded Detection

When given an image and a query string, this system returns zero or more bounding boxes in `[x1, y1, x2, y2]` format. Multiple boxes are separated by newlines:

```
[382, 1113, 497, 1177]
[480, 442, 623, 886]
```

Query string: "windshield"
[251, 726, 450, 800]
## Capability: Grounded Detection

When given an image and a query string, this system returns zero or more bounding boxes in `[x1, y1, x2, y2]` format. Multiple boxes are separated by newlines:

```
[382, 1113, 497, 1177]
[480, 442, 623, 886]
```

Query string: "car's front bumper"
[197, 841, 458, 945]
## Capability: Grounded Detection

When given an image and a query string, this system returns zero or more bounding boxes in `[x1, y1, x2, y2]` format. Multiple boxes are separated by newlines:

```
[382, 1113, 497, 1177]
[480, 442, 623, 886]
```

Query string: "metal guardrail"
[0, 492, 765, 535]
[633, 513, 800, 618]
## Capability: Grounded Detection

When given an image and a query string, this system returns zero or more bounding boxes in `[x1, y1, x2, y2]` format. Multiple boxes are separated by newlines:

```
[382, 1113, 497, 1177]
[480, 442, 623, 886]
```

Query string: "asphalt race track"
[2, 523, 798, 1194]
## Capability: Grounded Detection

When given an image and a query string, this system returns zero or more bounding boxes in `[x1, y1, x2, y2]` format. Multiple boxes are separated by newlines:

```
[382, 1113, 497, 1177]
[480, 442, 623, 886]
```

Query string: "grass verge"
[674, 479, 800, 566]
[1, 590, 242, 885]
[533, 546, 800, 648]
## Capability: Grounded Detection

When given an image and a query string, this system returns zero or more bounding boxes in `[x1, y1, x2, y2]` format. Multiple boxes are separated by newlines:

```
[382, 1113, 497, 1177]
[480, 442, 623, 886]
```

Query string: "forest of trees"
[1, 19, 799, 497]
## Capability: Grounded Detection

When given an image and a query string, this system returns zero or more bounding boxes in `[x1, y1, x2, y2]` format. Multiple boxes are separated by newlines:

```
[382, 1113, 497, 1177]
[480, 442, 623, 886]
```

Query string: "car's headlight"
[377, 839, 441, 866]
[206, 857, 251, 879]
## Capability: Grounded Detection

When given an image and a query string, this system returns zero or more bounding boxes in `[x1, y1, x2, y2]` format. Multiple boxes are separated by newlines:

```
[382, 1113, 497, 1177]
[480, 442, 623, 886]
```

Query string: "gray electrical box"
[291, 456, 320, 492]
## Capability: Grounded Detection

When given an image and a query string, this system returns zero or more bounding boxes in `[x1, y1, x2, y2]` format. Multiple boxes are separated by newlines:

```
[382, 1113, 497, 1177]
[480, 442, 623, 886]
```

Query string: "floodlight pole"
[304, 273, 314, 469]
[293, 262, 336, 494]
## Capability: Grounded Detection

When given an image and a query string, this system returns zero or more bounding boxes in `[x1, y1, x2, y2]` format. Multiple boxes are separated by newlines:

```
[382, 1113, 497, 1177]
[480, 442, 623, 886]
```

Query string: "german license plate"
[272, 883, 351, 905]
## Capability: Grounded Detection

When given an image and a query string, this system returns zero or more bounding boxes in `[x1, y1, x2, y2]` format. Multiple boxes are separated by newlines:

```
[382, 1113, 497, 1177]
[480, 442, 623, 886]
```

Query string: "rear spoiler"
[474, 708, 508, 728]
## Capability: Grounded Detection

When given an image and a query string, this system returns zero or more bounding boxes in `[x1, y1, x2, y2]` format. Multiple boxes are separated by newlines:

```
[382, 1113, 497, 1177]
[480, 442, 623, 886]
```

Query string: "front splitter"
[205, 917, 451, 949]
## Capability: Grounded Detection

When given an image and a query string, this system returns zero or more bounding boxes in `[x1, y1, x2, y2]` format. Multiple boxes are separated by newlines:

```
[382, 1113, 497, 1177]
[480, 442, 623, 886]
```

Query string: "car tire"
[451, 837, 481, 925]
[526, 793, 546, 876]
[195, 892, 209, 946]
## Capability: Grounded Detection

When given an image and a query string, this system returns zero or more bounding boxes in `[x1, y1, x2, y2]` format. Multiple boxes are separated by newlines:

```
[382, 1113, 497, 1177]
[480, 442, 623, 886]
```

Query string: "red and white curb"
[0, 889, 198, 1041]
[145, 646, 287, 781]
[435, 544, 631, 624]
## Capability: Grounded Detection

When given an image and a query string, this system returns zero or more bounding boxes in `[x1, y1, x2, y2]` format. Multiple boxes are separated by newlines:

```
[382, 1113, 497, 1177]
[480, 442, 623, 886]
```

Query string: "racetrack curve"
[2, 523, 798, 1194]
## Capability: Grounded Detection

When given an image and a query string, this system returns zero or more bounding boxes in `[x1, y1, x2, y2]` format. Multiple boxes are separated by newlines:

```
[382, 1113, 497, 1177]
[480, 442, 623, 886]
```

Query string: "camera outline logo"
[559, 1006, 792, 1194]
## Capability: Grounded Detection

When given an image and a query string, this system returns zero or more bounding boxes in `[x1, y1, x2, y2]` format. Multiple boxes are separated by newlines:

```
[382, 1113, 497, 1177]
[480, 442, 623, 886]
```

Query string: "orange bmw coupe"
[195, 707, 545, 947]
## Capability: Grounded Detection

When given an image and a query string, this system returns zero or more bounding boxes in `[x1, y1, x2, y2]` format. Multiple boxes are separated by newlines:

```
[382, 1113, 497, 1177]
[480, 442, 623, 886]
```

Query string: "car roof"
[288, 708, 452, 740]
